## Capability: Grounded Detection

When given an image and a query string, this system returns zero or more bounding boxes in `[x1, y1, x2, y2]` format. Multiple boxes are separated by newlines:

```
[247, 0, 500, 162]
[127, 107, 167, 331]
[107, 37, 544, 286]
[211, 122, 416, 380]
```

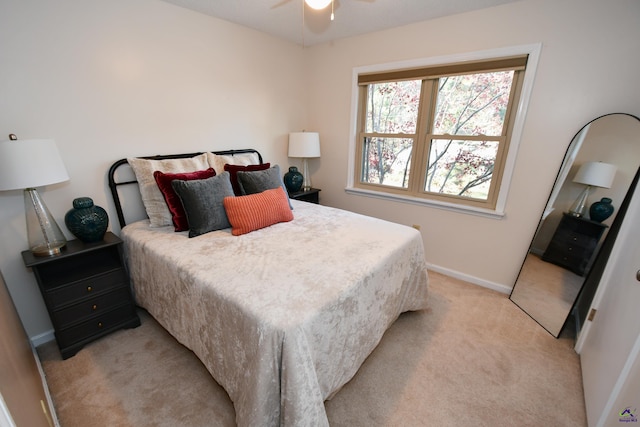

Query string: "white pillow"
[207, 152, 260, 175]
[127, 153, 209, 227]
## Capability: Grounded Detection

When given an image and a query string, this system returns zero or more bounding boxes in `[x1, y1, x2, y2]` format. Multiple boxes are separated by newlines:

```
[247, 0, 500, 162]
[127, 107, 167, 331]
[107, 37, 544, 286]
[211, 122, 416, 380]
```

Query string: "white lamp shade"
[572, 161, 616, 189]
[305, 0, 332, 10]
[288, 132, 321, 158]
[0, 139, 69, 190]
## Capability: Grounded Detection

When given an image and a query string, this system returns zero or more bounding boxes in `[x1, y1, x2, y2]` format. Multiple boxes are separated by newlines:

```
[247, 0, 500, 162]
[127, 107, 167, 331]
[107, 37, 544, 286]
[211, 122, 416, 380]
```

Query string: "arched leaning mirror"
[510, 113, 640, 337]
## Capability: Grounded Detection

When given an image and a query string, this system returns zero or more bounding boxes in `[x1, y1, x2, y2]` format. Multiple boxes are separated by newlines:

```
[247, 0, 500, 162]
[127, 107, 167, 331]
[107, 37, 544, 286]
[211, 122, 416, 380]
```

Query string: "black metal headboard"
[108, 149, 263, 229]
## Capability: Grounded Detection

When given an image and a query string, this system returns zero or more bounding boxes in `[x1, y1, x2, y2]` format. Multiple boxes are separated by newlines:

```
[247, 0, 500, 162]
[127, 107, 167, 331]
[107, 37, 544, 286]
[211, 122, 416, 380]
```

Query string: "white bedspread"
[122, 200, 428, 426]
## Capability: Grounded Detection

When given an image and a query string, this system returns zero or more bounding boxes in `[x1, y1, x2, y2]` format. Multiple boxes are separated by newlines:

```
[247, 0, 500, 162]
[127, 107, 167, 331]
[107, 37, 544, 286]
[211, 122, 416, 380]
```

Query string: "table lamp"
[288, 132, 321, 191]
[0, 136, 70, 256]
[568, 161, 616, 218]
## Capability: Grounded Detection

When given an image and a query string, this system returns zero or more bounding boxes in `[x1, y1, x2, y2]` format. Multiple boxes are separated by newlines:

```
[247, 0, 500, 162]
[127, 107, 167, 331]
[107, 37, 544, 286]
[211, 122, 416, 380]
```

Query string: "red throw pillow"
[153, 168, 216, 231]
[223, 187, 294, 236]
[224, 163, 270, 195]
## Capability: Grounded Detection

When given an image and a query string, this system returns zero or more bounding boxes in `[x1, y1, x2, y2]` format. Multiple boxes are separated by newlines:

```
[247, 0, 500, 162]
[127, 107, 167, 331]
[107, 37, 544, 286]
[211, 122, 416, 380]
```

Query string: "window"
[349, 46, 540, 216]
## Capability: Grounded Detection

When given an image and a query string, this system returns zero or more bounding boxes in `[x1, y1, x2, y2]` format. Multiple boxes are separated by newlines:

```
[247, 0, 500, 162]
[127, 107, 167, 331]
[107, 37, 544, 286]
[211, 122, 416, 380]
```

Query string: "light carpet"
[37, 272, 586, 426]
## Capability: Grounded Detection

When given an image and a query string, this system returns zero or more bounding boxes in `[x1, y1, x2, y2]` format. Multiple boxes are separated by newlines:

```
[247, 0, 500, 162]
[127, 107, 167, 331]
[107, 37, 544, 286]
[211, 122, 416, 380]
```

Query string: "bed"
[108, 149, 429, 427]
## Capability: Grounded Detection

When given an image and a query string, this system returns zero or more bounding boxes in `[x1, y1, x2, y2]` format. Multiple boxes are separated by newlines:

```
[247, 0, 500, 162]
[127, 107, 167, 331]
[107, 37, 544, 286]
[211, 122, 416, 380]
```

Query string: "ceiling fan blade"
[271, 0, 294, 9]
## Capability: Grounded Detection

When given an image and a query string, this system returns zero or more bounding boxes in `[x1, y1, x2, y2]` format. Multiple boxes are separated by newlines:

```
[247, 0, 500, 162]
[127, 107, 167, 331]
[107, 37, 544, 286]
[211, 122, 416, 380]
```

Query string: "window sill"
[344, 187, 505, 219]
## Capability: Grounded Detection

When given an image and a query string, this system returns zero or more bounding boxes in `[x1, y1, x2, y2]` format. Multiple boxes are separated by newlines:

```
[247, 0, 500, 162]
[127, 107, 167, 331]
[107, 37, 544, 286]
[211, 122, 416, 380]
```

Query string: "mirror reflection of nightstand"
[541, 212, 608, 276]
[288, 188, 320, 204]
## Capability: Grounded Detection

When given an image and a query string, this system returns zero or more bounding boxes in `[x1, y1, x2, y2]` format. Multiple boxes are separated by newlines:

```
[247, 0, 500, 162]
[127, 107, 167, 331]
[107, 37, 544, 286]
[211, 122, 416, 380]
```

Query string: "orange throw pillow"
[224, 187, 294, 236]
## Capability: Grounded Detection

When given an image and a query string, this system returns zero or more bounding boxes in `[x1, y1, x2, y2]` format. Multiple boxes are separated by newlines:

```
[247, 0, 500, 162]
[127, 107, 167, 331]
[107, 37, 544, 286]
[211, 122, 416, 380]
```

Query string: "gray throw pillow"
[236, 165, 292, 208]
[171, 172, 234, 238]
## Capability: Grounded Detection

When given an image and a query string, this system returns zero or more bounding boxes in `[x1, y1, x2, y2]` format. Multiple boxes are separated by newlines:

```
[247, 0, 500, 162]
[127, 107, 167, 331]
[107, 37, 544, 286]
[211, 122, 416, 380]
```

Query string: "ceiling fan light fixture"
[305, 0, 332, 10]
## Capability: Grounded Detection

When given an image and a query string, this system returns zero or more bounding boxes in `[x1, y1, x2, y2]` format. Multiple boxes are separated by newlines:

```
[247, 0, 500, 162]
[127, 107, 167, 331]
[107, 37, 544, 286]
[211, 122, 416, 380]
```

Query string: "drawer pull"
[92, 304, 98, 310]
[87, 286, 93, 292]
[97, 322, 103, 328]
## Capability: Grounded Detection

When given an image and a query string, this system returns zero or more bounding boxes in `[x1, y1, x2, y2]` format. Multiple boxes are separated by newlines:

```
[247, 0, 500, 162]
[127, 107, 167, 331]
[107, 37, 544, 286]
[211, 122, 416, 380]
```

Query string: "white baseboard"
[30, 329, 55, 348]
[426, 263, 513, 295]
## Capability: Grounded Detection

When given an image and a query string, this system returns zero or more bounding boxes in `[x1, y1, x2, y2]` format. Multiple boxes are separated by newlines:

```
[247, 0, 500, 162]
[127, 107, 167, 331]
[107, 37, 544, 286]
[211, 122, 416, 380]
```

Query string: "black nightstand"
[22, 232, 140, 359]
[542, 213, 608, 276]
[289, 188, 321, 204]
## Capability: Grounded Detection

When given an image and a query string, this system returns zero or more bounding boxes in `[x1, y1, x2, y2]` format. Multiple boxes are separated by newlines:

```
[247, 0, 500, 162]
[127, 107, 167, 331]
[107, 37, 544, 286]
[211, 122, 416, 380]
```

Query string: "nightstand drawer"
[46, 269, 128, 310]
[546, 240, 596, 258]
[552, 230, 594, 248]
[56, 303, 136, 349]
[51, 286, 132, 327]
[543, 247, 588, 269]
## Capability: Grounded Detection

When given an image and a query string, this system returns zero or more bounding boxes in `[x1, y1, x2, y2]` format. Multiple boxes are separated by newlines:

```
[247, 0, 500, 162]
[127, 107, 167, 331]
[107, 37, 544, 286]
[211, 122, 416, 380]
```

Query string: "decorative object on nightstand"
[542, 213, 608, 276]
[568, 161, 616, 218]
[65, 197, 109, 243]
[0, 135, 70, 256]
[283, 166, 304, 193]
[589, 197, 614, 223]
[288, 132, 321, 191]
[288, 187, 321, 204]
[22, 232, 140, 359]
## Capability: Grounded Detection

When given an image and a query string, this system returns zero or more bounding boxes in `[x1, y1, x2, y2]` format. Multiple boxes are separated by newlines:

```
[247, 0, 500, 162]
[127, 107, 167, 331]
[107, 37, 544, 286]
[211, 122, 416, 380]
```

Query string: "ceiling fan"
[305, 0, 333, 9]
[272, 0, 374, 21]
[272, 0, 336, 20]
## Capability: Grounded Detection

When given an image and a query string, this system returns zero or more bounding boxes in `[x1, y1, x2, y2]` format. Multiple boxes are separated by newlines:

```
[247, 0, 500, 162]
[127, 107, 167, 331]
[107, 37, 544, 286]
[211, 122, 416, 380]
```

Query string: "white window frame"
[346, 43, 542, 219]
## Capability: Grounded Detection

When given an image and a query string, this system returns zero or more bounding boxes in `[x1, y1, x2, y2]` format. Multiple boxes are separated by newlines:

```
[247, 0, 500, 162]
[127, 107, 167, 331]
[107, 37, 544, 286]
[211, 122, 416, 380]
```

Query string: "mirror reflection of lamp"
[568, 161, 616, 218]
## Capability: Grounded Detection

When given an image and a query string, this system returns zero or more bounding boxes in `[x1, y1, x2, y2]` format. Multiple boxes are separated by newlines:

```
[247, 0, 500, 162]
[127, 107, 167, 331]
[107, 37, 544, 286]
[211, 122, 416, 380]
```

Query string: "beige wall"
[0, 0, 306, 338]
[1, 0, 640, 340]
[303, 0, 640, 291]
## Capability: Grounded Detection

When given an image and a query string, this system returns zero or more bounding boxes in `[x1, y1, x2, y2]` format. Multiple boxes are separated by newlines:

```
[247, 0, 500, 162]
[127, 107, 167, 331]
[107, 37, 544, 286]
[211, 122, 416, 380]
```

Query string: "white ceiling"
[158, 0, 522, 46]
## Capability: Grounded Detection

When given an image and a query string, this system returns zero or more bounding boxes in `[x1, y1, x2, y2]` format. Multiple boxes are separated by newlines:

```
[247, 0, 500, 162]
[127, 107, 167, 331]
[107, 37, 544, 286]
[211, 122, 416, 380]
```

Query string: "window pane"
[361, 137, 413, 188]
[425, 139, 499, 200]
[433, 71, 514, 137]
[365, 80, 421, 134]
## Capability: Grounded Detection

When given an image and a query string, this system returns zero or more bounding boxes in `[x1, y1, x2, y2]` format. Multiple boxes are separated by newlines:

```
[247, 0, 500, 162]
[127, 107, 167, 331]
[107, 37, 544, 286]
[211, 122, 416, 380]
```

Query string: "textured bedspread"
[122, 200, 429, 426]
